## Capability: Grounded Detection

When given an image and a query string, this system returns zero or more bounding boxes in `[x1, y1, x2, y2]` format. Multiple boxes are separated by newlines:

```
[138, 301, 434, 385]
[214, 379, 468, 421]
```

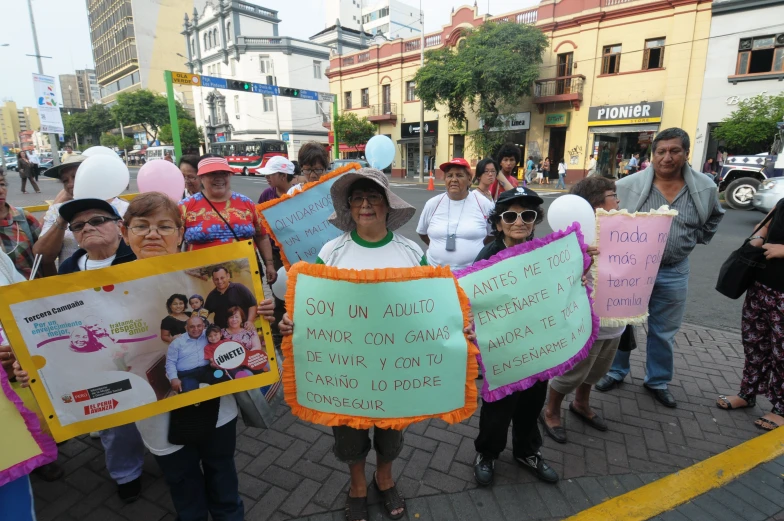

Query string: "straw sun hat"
[328, 168, 415, 232]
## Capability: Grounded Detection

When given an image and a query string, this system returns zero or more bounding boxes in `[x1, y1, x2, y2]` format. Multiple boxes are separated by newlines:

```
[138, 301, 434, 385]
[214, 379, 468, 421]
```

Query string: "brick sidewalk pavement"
[32, 322, 773, 521]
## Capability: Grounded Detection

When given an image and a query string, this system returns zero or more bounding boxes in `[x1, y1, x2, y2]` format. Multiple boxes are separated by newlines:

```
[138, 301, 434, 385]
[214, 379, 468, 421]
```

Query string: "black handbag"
[168, 397, 220, 445]
[617, 325, 637, 352]
[715, 209, 777, 299]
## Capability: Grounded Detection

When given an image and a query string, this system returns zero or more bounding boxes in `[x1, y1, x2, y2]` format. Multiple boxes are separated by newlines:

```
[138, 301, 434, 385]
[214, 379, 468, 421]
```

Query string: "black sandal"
[716, 394, 755, 410]
[755, 417, 780, 431]
[345, 494, 368, 521]
[373, 472, 406, 520]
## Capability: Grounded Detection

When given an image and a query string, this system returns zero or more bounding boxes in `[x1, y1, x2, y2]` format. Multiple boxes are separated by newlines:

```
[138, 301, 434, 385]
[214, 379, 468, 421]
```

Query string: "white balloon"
[547, 194, 597, 245]
[73, 155, 130, 200]
[82, 145, 120, 158]
[270, 267, 288, 300]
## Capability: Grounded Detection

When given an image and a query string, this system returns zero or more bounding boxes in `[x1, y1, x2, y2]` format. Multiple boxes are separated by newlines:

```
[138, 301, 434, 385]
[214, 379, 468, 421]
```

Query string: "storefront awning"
[396, 137, 436, 145]
[590, 124, 659, 135]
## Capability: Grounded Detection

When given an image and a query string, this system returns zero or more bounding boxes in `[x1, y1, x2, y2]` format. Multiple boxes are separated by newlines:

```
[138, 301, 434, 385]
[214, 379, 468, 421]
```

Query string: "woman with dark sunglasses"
[472, 187, 560, 488]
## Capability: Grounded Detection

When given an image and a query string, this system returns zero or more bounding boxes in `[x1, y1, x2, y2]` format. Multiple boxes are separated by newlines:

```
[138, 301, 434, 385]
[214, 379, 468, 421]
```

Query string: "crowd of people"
[7, 126, 784, 521]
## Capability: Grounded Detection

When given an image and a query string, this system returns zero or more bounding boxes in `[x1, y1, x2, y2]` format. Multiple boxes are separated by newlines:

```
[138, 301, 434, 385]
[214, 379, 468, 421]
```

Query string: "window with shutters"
[263, 95, 273, 112]
[344, 91, 352, 110]
[735, 35, 784, 76]
[405, 81, 417, 101]
[259, 55, 271, 74]
[642, 38, 665, 70]
[361, 88, 369, 107]
[601, 44, 621, 75]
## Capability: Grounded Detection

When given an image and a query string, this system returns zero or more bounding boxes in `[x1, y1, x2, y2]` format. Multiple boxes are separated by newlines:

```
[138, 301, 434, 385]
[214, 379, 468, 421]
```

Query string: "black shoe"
[473, 453, 495, 486]
[515, 452, 559, 484]
[594, 375, 621, 392]
[118, 477, 141, 503]
[644, 384, 677, 408]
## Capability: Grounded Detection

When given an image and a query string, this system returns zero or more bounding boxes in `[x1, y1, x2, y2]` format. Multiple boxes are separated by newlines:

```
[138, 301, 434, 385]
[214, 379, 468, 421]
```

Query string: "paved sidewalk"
[651, 455, 784, 521]
[32, 322, 774, 521]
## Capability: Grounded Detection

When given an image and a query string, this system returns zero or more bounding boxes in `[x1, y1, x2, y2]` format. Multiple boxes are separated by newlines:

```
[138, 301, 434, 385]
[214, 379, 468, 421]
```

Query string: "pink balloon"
[137, 160, 186, 202]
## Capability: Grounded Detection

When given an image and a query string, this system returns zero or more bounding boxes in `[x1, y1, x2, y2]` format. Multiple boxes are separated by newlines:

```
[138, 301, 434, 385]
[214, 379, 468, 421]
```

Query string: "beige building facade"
[327, 0, 711, 181]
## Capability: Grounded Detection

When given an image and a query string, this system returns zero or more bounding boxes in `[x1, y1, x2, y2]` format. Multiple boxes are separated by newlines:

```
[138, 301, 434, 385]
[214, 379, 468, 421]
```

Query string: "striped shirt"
[638, 186, 702, 265]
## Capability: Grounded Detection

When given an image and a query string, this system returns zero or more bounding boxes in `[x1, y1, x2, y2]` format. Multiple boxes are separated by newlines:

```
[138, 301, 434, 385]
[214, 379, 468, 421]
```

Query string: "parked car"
[752, 177, 784, 213]
[3, 158, 17, 171]
[38, 158, 54, 173]
[331, 159, 370, 170]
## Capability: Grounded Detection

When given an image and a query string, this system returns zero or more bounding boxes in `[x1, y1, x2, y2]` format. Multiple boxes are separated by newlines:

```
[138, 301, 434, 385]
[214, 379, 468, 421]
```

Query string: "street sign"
[282, 132, 290, 142]
[171, 71, 201, 86]
[201, 75, 227, 89]
[252, 83, 278, 95]
[58, 134, 64, 142]
[318, 92, 337, 103]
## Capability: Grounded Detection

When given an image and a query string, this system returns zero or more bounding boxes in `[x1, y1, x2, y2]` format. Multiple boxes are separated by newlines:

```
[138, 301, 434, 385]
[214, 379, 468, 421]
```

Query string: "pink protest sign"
[592, 207, 677, 326]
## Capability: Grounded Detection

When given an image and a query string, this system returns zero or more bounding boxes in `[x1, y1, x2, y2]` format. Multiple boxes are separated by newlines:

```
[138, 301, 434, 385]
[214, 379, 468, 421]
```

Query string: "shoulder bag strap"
[200, 193, 266, 270]
[747, 209, 777, 243]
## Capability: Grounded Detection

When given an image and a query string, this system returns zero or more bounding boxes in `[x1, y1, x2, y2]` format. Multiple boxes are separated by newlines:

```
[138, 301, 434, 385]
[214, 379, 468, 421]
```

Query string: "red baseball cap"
[198, 156, 232, 176]
[439, 157, 472, 174]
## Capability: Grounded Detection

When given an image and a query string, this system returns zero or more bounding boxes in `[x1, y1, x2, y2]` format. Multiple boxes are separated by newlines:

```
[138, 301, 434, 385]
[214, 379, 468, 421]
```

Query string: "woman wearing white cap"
[416, 158, 494, 272]
[278, 168, 476, 521]
[258, 156, 296, 204]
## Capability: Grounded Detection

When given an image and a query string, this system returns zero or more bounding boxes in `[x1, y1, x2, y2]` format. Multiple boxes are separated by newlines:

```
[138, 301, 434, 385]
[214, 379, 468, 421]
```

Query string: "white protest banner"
[455, 226, 599, 402]
[32, 74, 65, 134]
[0, 242, 278, 441]
[593, 207, 677, 326]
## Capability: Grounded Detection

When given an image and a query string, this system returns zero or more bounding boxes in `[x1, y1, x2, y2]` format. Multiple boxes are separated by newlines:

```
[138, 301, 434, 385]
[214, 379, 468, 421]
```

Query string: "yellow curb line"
[564, 427, 784, 521]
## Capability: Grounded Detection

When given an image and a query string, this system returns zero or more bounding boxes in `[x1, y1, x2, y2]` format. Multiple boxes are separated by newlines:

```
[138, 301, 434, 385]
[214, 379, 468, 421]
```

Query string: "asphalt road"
[6, 167, 758, 332]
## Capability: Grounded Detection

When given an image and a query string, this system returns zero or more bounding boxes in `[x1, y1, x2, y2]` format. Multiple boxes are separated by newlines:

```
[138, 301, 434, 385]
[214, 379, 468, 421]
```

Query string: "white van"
[146, 146, 175, 163]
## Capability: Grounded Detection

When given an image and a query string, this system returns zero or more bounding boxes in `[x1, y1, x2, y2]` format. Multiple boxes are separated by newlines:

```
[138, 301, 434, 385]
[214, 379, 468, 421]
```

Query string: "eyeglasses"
[69, 216, 120, 232]
[481, 169, 497, 175]
[348, 193, 385, 207]
[128, 224, 179, 236]
[302, 168, 325, 176]
[605, 192, 619, 200]
[500, 210, 537, 225]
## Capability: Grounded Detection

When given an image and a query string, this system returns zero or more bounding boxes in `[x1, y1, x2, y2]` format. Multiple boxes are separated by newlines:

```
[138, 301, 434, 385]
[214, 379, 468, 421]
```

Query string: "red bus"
[210, 139, 288, 175]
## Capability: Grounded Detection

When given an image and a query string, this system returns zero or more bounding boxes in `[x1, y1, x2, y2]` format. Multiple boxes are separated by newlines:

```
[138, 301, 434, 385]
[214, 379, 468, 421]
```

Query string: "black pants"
[474, 380, 547, 460]
[269, 249, 286, 349]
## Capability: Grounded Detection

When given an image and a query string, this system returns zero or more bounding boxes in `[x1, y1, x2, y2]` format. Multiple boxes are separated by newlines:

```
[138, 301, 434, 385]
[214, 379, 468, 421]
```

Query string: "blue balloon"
[365, 135, 396, 170]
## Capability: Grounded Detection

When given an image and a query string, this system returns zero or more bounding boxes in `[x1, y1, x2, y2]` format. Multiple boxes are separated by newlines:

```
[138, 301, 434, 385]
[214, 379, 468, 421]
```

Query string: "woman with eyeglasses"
[417, 158, 495, 272]
[473, 158, 513, 202]
[287, 141, 331, 195]
[179, 155, 202, 199]
[541, 177, 625, 445]
[472, 187, 560, 488]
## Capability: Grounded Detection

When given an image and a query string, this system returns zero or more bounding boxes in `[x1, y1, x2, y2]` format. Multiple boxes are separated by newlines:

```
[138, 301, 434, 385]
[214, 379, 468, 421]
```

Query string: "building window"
[736, 35, 784, 75]
[344, 91, 352, 110]
[361, 88, 369, 107]
[259, 55, 270, 74]
[234, 95, 239, 114]
[226, 22, 231, 42]
[313, 60, 322, 78]
[643, 38, 665, 70]
[601, 44, 622, 75]
[214, 29, 219, 47]
[204, 33, 208, 49]
[263, 95, 274, 112]
[190, 39, 195, 56]
[405, 81, 416, 101]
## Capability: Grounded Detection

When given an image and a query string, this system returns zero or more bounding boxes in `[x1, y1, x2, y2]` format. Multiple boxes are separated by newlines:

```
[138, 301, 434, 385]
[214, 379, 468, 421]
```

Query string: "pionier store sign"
[588, 102, 663, 126]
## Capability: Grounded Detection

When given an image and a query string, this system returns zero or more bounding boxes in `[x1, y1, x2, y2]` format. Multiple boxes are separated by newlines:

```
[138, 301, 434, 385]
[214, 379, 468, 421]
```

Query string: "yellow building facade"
[0, 102, 40, 148]
[327, 0, 711, 181]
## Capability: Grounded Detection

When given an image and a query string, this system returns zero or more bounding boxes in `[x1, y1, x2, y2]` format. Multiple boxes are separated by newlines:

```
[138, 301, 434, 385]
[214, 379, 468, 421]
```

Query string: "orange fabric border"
[281, 262, 479, 430]
[256, 163, 362, 269]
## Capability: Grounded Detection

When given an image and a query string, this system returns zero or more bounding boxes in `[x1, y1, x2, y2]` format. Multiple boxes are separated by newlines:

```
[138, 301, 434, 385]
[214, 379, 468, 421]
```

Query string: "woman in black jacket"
[472, 187, 560, 487]
[17, 151, 41, 194]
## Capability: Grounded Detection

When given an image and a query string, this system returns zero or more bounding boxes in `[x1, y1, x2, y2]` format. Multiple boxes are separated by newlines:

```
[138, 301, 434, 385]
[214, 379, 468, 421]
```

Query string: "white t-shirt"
[317, 231, 425, 269]
[77, 254, 116, 271]
[41, 198, 130, 264]
[416, 192, 494, 272]
[558, 163, 567, 174]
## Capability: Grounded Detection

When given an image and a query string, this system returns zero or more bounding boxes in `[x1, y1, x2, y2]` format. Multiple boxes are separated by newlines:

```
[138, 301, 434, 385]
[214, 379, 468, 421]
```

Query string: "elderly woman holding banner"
[541, 177, 625, 444]
[16, 192, 279, 521]
[279, 168, 475, 521]
[471, 187, 561, 488]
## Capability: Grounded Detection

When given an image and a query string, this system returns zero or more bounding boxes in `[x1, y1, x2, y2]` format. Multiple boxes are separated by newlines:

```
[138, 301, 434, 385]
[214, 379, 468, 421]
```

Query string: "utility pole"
[418, 1, 425, 183]
[271, 59, 282, 140]
[27, 0, 60, 165]
[119, 121, 127, 165]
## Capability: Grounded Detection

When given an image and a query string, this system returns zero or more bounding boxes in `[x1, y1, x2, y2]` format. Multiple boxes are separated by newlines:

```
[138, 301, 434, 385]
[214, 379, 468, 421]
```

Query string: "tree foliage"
[100, 133, 119, 147]
[712, 94, 784, 154]
[414, 21, 548, 158]
[334, 112, 376, 148]
[63, 104, 116, 143]
[110, 90, 192, 144]
[159, 119, 203, 149]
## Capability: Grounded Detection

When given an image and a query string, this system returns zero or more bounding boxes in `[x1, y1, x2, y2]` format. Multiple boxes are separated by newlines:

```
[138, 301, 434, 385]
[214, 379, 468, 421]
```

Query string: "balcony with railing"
[367, 103, 397, 123]
[533, 75, 585, 109]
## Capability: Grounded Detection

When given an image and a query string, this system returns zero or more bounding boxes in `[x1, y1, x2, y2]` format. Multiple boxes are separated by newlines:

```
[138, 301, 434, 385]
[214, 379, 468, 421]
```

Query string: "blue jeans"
[556, 174, 566, 189]
[607, 258, 690, 389]
[99, 423, 145, 485]
[178, 365, 216, 393]
[0, 476, 36, 520]
[154, 418, 243, 521]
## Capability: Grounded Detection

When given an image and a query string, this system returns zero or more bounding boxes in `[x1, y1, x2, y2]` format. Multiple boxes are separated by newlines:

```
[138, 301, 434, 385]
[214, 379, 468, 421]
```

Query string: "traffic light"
[229, 80, 251, 91]
[279, 87, 300, 98]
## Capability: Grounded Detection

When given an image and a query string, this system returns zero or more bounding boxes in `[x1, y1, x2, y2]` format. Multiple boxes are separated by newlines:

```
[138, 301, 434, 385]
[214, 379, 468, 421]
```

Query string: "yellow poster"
[0, 242, 279, 442]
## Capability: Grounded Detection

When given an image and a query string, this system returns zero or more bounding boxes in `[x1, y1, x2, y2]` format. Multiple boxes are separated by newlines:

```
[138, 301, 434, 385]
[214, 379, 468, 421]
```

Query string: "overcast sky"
[0, 0, 538, 108]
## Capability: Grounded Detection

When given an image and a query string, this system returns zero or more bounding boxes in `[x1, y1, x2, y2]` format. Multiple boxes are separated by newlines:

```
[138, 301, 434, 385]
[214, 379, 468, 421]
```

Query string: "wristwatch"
[749, 235, 764, 242]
